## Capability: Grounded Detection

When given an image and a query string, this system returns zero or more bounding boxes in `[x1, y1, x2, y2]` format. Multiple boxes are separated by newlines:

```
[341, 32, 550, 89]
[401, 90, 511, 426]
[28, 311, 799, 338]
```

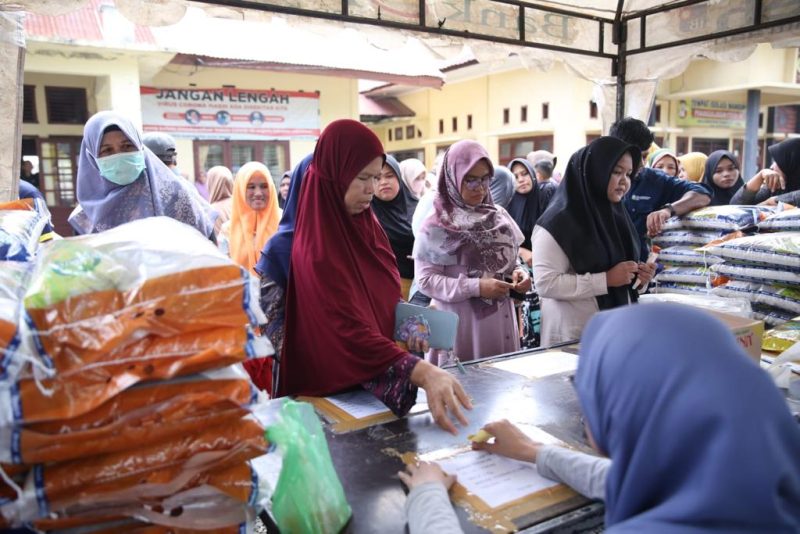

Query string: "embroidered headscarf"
[413, 140, 522, 274]
[229, 161, 281, 274]
[70, 111, 215, 237]
[577, 303, 800, 532]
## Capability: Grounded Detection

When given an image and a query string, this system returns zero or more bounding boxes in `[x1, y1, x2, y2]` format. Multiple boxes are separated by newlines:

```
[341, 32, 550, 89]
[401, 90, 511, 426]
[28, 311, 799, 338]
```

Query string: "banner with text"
[675, 99, 746, 129]
[140, 86, 320, 140]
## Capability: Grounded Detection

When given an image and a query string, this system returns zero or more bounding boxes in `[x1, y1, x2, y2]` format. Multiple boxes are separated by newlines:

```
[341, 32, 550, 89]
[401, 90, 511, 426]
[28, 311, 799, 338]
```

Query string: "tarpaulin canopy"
[1, 0, 800, 201]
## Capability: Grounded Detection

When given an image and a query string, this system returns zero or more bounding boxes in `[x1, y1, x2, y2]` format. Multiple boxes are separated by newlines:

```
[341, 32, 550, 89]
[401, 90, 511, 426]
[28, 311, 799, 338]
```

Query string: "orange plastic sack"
[0, 199, 35, 212]
[7, 376, 254, 464]
[33, 459, 269, 533]
[1, 340, 248, 426]
[8, 418, 267, 524]
[26, 264, 255, 360]
[23, 324, 255, 381]
[42, 418, 266, 502]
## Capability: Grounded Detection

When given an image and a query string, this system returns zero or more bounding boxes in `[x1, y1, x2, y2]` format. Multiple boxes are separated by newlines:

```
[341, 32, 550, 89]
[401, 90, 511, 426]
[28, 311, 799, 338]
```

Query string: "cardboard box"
[706, 309, 764, 363]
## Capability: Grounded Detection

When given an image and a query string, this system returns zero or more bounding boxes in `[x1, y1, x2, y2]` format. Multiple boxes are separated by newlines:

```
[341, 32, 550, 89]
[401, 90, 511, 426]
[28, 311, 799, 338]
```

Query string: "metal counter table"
[322, 345, 605, 533]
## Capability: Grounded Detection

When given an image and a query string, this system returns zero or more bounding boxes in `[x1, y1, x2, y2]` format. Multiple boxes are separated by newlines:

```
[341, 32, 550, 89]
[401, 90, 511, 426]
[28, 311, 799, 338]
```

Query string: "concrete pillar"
[743, 89, 761, 180]
[0, 12, 25, 202]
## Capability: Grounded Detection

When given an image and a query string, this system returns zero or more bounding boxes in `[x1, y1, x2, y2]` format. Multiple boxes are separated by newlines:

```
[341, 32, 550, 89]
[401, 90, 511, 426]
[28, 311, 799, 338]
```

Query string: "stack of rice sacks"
[652, 205, 775, 296]
[704, 208, 800, 336]
[0, 216, 277, 533]
[0, 197, 51, 530]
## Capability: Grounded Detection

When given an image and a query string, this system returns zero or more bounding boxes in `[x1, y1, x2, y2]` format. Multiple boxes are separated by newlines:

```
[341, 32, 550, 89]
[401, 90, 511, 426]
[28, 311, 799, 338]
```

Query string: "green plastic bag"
[267, 400, 352, 534]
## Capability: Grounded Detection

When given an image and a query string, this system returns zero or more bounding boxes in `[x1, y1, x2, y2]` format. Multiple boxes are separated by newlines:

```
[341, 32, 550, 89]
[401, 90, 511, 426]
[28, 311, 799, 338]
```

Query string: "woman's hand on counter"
[471, 419, 541, 463]
[411, 360, 472, 435]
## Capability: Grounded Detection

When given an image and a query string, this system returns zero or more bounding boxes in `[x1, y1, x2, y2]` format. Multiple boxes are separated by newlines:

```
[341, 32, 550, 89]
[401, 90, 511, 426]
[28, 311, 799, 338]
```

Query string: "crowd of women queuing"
[58, 110, 799, 532]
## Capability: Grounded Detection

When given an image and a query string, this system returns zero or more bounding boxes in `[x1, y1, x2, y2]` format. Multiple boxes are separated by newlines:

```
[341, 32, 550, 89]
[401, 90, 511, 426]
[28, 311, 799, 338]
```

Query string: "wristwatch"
[660, 203, 676, 217]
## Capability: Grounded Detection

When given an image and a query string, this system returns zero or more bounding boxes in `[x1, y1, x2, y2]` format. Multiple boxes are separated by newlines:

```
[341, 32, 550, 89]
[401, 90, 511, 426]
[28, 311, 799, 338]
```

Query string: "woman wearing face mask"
[702, 150, 744, 206]
[280, 120, 471, 435]
[224, 162, 281, 275]
[730, 137, 800, 206]
[532, 136, 654, 347]
[69, 111, 215, 238]
[414, 140, 529, 363]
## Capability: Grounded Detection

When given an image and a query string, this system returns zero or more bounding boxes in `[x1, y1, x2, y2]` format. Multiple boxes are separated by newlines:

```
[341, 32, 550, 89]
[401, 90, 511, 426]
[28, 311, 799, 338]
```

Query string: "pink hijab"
[413, 140, 522, 274]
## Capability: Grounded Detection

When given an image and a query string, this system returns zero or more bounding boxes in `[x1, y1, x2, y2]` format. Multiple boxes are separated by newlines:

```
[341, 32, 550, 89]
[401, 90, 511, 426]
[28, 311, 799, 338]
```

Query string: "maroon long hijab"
[278, 119, 407, 397]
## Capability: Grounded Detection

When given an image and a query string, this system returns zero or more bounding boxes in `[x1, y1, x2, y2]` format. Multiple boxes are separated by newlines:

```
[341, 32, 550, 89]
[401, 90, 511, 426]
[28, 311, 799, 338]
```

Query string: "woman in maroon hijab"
[279, 119, 470, 434]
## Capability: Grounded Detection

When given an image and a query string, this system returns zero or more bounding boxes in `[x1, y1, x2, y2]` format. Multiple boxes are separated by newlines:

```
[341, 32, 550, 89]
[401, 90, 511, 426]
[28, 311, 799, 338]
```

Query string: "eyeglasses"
[463, 175, 492, 191]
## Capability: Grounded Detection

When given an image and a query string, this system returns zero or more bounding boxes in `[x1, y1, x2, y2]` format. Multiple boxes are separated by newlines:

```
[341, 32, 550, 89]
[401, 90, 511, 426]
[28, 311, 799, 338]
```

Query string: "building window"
[655, 104, 662, 123]
[497, 135, 554, 166]
[45, 86, 88, 125]
[589, 101, 598, 119]
[394, 127, 404, 141]
[503, 108, 510, 125]
[388, 129, 393, 142]
[452, 117, 458, 132]
[23, 85, 37, 123]
[194, 140, 289, 181]
[406, 125, 415, 139]
[439, 119, 444, 134]
[675, 136, 689, 156]
[521, 105, 528, 123]
[691, 137, 729, 154]
[542, 103, 550, 120]
[39, 137, 82, 207]
[467, 114, 473, 130]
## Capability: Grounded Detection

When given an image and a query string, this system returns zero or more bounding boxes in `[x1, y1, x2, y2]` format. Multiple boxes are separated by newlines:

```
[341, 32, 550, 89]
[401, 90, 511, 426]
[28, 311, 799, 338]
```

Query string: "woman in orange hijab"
[226, 161, 281, 274]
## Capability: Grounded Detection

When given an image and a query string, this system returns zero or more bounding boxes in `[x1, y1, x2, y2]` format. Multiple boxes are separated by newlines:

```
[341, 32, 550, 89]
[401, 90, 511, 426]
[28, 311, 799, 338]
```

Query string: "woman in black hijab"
[508, 158, 557, 264]
[532, 136, 654, 346]
[372, 154, 418, 299]
[731, 138, 800, 205]
[702, 150, 744, 206]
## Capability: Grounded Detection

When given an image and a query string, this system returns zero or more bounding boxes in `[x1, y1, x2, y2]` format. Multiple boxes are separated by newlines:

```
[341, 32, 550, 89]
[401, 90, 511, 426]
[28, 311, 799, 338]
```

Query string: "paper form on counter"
[324, 388, 428, 419]
[436, 450, 560, 509]
[488, 351, 578, 379]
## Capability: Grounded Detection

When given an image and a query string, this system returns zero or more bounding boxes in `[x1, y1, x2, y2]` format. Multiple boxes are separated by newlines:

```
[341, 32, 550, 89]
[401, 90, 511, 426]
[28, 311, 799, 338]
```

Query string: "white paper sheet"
[436, 450, 560, 509]
[325, 388, 428, 419]
[488, 351, 578, 379]
[325, 390, 390, 419]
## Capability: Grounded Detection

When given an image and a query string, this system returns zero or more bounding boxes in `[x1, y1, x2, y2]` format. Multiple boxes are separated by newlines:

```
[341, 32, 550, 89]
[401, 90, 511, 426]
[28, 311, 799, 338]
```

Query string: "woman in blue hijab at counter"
[68, 111, 215, 237]
[469, 303, 800, 533]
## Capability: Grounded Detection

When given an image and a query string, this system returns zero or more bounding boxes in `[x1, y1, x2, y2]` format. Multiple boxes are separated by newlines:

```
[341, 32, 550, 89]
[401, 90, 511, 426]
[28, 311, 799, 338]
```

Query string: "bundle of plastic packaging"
[0, 198, 50, 262]
[661, 205, 775, 232]
[701, 232, 800, 326]
[757, 207, 800, 232]
[639, 293, 753, 318]
[0, 217, 282, 531]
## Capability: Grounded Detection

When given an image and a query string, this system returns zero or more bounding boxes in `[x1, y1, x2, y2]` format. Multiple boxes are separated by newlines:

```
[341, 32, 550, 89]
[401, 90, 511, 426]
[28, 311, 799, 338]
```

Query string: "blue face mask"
[97, 151, 146, 186]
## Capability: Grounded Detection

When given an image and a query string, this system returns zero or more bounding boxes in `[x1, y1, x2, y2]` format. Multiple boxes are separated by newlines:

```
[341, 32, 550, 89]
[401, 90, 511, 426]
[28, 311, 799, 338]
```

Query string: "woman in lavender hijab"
[414, 140, 528, 363]
[68, 111, 216, 237]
